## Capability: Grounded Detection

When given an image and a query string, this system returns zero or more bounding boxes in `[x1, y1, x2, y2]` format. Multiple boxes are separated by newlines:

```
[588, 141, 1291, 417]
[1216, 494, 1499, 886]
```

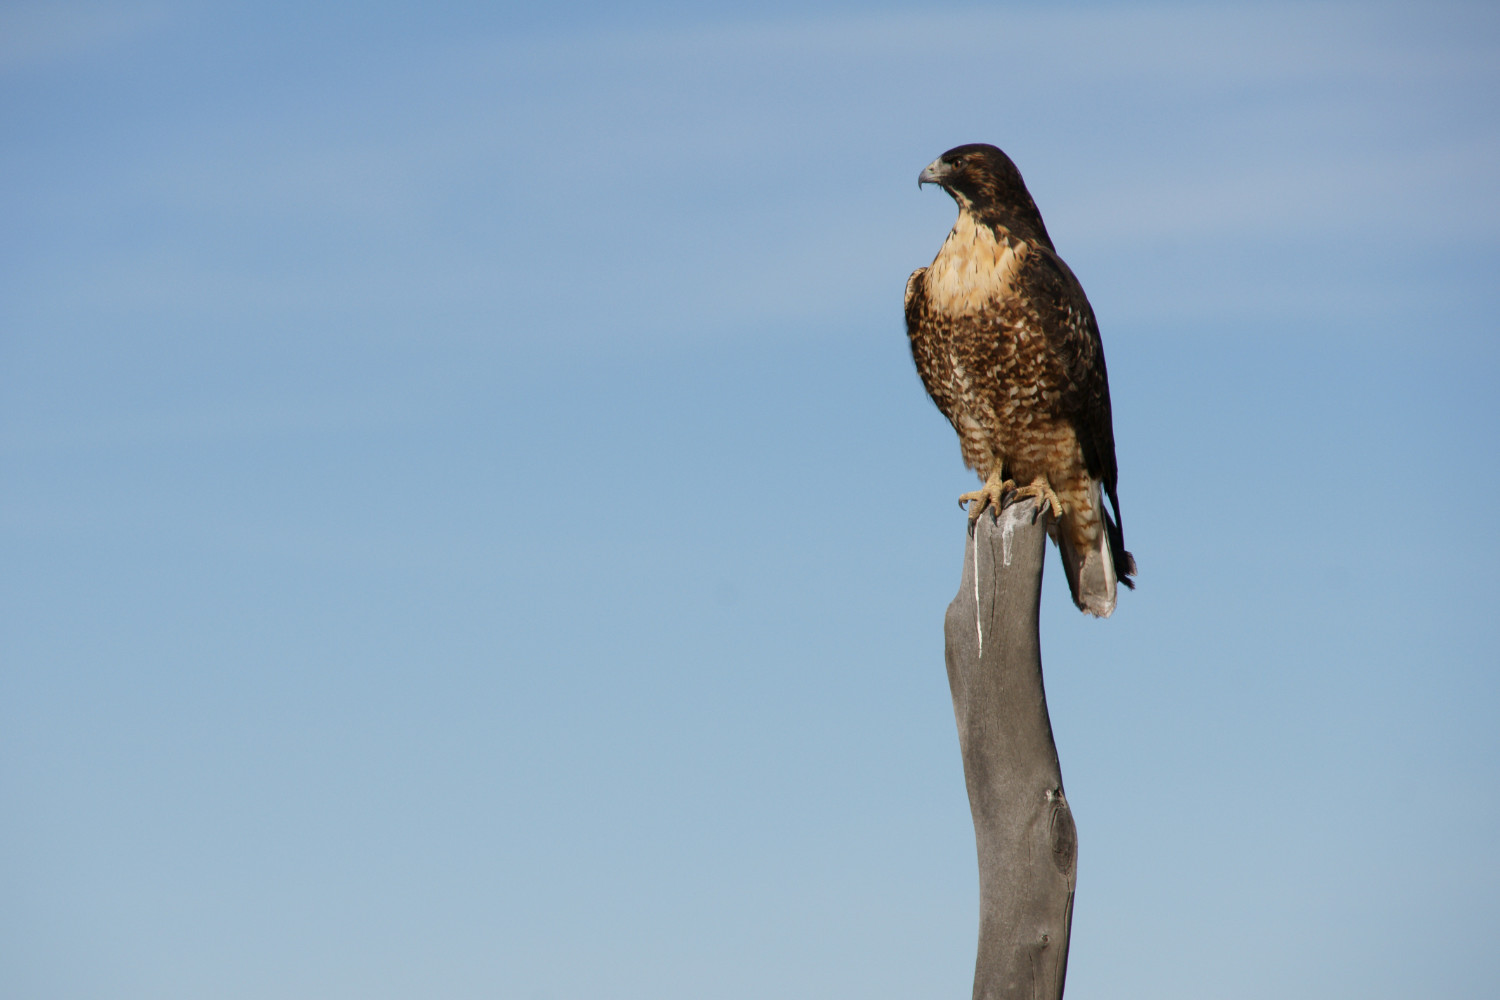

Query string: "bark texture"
[945, 500, 1077, 1000]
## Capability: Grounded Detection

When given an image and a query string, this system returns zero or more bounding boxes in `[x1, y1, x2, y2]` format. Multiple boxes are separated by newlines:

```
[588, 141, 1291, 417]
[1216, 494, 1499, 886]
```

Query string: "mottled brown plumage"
[906, 143, 1135, 616]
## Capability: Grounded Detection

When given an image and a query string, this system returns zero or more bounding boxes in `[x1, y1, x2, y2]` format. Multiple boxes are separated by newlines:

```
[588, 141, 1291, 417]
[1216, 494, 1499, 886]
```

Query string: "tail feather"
[1052, 480, 1136, 618]
[1104, 484, 1137, 590]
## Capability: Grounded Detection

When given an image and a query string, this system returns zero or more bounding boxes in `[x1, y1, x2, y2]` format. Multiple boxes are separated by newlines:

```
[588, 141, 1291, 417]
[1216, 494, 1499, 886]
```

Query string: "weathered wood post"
[945, 498, 1077, 1000]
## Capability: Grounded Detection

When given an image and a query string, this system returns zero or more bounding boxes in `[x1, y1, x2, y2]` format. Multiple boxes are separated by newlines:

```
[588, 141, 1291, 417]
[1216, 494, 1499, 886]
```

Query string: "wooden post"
[944, 499, 1077, 1000]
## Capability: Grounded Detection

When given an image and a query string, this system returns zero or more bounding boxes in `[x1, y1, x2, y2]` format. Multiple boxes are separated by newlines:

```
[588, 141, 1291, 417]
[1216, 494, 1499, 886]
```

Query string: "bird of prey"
[905, 143, 1136, 617]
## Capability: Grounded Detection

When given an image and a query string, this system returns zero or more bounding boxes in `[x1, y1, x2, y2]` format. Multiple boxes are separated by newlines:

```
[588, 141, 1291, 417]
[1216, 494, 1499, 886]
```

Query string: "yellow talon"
[958, 470, 1016, 525]
[1012, 475, 1065, 519]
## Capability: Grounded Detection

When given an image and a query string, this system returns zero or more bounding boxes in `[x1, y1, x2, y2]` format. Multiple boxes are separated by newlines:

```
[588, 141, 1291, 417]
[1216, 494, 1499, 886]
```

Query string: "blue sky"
[3, 2, 1497, 998]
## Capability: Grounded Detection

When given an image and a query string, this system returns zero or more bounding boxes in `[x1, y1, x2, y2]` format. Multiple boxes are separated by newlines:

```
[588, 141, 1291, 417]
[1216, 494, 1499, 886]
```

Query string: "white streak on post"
[1000, 501, 1023, 567]
[973, 529, 984, 657]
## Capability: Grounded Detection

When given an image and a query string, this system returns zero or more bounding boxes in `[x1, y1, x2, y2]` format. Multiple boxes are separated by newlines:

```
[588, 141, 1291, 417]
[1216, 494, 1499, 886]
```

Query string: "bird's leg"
[958, 467, 1016, 526]
[1012, 474, 1065, 520]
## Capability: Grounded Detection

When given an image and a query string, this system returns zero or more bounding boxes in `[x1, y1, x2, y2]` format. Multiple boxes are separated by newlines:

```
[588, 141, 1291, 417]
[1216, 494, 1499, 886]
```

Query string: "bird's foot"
[1012, 475, 1065, 520]
[958, 472, 1016, 526]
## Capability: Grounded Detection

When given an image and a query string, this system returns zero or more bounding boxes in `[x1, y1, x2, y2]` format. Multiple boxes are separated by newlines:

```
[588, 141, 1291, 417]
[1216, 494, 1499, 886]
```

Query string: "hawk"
[905, 143, 1136, 617]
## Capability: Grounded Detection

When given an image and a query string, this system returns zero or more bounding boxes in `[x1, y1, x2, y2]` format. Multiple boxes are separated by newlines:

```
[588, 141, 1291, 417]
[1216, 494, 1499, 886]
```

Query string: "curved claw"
[1012, 476, 1065, 521]
[958, 473, 1017, 525]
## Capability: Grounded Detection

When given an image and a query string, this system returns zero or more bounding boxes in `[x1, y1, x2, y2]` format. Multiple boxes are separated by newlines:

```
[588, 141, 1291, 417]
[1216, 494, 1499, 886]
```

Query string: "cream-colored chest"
[924, 213, 1027, 316]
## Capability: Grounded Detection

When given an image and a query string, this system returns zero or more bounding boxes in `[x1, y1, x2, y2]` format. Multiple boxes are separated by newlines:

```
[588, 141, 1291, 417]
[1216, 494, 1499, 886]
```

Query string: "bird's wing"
[904, 267, 927, 314]
[1016, 245, 1119, 491]
[903, 265, 959, 422]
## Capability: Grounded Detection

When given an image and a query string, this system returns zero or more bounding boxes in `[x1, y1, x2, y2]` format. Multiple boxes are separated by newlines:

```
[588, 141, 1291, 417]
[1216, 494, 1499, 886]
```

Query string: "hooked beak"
[917, 157, 948, 189]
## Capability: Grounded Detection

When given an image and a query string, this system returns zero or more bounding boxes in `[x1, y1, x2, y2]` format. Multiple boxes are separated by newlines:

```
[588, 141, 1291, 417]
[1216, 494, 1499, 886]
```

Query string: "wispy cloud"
[7, 1, 1496, 352]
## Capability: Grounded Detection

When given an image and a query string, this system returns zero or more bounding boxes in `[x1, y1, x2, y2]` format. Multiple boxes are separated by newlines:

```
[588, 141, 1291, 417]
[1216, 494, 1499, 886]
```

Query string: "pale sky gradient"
[3, 2, 1498, 998]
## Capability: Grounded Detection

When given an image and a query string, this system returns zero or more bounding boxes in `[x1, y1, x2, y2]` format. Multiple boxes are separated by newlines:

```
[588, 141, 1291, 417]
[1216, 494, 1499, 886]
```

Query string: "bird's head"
[919, 143, 1052, 248]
